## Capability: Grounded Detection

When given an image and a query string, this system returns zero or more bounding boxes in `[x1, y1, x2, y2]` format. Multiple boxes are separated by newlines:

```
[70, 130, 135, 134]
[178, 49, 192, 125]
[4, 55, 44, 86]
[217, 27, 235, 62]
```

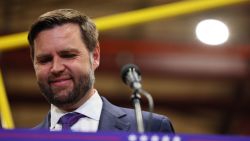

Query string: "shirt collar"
[50, 90, 103, 129]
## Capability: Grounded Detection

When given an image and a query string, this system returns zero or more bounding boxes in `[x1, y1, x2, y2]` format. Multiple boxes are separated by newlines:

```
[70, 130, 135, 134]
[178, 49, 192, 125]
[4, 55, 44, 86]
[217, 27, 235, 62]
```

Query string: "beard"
[38, 70, 95, 108]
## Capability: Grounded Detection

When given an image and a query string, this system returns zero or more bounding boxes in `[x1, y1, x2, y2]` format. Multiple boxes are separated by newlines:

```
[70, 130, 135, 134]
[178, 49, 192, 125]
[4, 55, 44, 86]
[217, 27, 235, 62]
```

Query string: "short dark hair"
[28, 9, 99, 60]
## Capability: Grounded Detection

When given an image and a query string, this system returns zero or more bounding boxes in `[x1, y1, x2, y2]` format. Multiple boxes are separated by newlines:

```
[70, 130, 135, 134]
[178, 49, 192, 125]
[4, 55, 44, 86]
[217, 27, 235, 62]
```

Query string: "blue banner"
[0, 129, 249, 141]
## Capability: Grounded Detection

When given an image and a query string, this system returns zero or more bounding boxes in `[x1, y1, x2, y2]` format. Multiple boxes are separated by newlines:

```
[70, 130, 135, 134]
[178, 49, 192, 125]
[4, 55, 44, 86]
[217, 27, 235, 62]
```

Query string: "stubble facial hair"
[38, 69, 95, 108]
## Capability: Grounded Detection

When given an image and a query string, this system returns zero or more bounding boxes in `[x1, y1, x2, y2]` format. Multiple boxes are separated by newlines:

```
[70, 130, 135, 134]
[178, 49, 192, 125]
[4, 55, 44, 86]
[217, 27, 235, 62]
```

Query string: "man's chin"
[51, 97, 72, 107]
[51, 96, 79, 111]
[50, 90, 73, 104]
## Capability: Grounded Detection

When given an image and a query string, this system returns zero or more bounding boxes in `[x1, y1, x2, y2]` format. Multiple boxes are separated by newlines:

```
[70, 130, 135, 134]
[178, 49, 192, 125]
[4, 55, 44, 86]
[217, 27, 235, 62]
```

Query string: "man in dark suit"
[28, 9, 174, 133]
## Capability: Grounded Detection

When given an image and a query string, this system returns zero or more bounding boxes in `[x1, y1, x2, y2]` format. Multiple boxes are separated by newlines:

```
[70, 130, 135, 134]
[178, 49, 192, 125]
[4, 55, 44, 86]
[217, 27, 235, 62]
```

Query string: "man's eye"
[61, 54, 77, 58]
[37, 57, 52, 64]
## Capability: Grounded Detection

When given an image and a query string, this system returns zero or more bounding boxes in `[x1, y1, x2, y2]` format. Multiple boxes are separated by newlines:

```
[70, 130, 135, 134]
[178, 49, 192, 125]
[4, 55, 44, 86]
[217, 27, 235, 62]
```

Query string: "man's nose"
[51, 57, 65, 75]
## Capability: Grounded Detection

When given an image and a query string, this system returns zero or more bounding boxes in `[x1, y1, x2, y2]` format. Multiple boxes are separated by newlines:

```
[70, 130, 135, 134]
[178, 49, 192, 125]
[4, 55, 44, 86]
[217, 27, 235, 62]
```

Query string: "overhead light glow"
[195, 19, 229, 46]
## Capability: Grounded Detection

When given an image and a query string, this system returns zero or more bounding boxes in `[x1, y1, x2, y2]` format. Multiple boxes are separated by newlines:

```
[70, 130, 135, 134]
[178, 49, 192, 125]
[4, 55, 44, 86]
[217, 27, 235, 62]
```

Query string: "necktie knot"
[58, 112, 84, 130]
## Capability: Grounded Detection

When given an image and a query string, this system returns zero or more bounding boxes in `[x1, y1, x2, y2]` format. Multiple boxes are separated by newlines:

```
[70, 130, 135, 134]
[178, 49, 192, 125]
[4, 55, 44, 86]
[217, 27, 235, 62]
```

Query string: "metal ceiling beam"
[0, 0, 247, 52]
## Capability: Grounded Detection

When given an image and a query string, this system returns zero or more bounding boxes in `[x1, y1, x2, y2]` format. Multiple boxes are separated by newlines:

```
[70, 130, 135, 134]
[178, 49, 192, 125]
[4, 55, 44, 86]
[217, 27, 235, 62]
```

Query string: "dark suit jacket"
[34, 97, 174, 133]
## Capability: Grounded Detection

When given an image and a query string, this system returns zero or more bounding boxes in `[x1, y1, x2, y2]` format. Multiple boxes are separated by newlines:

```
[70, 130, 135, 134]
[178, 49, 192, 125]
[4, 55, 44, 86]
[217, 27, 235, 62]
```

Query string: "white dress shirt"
[50, 90, 103, 132]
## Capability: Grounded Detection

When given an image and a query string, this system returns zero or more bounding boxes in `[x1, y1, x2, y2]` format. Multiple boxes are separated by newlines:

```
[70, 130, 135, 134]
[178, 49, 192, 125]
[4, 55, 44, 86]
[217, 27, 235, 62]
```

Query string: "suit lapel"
[33, 112, 50, 129]
[98, 97, 131, 131]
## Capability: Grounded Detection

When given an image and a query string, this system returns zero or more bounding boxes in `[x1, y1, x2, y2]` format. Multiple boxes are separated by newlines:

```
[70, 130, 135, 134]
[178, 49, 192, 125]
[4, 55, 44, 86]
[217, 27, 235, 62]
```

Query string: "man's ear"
[92, 44, 100, 70]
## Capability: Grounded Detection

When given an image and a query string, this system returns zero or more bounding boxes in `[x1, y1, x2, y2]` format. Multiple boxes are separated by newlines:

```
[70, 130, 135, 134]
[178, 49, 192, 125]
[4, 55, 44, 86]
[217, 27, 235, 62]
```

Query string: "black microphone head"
[121, 64, 141, 84]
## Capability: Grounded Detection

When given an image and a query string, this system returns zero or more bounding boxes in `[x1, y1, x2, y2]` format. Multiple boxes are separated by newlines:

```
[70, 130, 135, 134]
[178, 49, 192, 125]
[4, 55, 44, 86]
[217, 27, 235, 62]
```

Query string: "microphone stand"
[122, 65, 153, 133]
[131, 89, 144, 133]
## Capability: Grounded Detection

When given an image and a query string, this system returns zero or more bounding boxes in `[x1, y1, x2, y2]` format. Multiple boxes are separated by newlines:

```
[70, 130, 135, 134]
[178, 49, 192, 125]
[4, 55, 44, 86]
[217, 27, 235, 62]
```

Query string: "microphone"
[121, 64, 154, 132]
[121, 64, 142, 90]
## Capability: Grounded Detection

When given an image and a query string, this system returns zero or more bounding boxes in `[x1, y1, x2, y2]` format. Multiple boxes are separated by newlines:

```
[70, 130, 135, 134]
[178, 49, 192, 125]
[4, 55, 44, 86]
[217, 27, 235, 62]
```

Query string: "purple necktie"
[58, 112, 84, 130]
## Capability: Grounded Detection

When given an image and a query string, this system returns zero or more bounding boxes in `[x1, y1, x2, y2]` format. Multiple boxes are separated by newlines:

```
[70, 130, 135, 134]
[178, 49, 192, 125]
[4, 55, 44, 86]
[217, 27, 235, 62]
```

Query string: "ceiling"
[0, 0, 250, 135]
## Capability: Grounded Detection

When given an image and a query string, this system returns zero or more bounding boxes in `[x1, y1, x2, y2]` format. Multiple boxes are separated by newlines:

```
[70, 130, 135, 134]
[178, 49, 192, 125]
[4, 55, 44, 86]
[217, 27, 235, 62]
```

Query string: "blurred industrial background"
[0, 0, 250, 135]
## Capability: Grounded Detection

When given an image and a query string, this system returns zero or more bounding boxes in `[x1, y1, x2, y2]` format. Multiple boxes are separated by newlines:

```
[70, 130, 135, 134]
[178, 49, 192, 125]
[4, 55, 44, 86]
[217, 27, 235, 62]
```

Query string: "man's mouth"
[49, 77, 72, 87]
